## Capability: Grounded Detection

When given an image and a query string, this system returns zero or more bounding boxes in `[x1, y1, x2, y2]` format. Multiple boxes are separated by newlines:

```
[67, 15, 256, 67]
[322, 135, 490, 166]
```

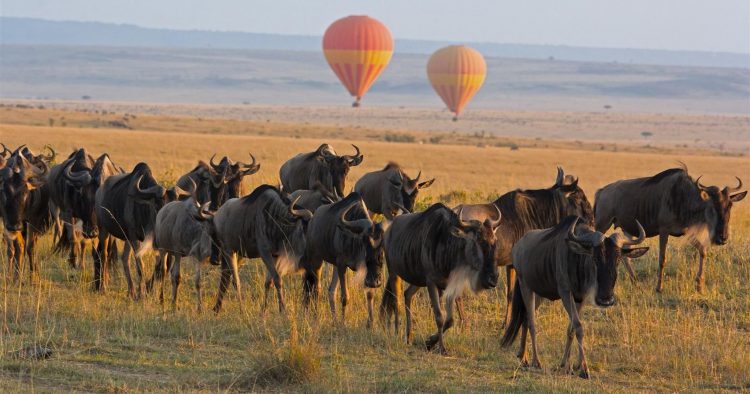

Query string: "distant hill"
[1, 17, 748, 69]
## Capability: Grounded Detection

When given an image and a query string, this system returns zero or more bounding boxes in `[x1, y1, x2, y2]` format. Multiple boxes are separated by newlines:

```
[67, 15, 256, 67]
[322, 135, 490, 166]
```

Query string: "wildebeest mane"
[644, 168, 687, 186]
[541, 215, 579, 242]
[240, 184, 290, 206]
[494, 188, 569, 241]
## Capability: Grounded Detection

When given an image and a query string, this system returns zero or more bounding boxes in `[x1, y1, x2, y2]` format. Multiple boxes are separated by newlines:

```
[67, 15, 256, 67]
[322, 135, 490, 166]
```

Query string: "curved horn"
[555, 166, 564, 186]
[695, 175, 708, 190]
[340, 202, 373, 233]
[344, 144, 363, 165]
[209, 154, 222, 171]
[241, 153, 258, 169]
[42, 144, 56, 162]
[620, 220, 646, 247]
[0, 142, 11, 157]
[489, 204, 502, 229]
[193, 201, 213, 220]
[19, 154, 47, 177]
[393, 201, 410, 215]
[727, 177, 743, 193]
[413, 170, 422, 182]
[567, 216, 583, 243]
[135, 175, 166, 199]
[289, 195, 313, 220]
[63, 161, 92, 186]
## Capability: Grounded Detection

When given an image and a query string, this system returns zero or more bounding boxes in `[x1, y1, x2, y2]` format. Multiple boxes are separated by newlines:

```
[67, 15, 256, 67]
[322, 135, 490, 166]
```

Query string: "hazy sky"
[2, 0, 748, 53]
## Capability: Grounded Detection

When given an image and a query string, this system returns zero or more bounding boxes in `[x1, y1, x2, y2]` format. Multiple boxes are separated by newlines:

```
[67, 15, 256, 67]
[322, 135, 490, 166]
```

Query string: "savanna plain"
[1, 104, 749, 393]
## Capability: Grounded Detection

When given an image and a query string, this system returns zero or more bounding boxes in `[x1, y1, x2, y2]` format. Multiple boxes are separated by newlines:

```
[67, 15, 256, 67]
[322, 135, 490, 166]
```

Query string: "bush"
[384, 133, 415, 143]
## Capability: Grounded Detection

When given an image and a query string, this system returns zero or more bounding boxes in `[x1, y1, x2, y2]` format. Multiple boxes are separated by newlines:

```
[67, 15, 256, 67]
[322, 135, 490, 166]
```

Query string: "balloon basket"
[452, 116, 458, 122]
[352, 101, 360, 108]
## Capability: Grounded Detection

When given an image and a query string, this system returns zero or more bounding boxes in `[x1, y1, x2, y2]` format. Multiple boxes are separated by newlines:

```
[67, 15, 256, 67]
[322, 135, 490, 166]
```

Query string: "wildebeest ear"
[730, 191, 747, 202]
[418, 178, 436, 189]
[622, 246, 649, 259]
[565, 239, 592, 255]
[699, 190, 710, 201]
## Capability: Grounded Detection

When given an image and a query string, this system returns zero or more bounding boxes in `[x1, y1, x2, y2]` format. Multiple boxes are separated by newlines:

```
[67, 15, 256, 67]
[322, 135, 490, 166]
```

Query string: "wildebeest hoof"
[531, 360, 542, 370]
[579, 369, 590, 379]
[425, 334, 440, 350]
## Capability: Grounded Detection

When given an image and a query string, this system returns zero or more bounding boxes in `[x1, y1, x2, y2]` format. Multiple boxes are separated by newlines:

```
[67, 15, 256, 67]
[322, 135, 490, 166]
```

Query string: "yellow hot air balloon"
[427, 45, 486, 120]
[323, 15, 394, 107]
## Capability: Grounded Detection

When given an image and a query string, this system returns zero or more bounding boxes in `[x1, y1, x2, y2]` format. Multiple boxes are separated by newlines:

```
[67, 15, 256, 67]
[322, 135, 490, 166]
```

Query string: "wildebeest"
[174, 160, 225, 208]
[594, 166, 746, 292]
[47, 149, 122, 267]
[153, 186, 214, 312]
[0, 153, 52, 281]
[288, 182, 338, 213]
[354, 162, 435, 219]
[302, 192, 385, 326]
[500, 216, 648, 378]
[455, 167, 594, 325]
[210, 154, 260, 203]
[380, 203, 500, 354]
[211, 185, 313, 313]
[279, 144, 363, 197]
[94, 162, 167, 298]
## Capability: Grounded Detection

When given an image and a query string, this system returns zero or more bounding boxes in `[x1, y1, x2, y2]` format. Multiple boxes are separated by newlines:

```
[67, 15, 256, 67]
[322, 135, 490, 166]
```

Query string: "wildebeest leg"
[561, 291, 588, 378]
[25, 233, 38, 282]
[365, 288, 375, 329]
[120, 242, 137, 300]
[337, 264, 349, 323]
[517, 321, 529, 366]
[520, 283, 541, 369]
[14, 236, 25, 282]
[133, 241, 146, 299]
[302, 260, 323, 307]
[427, 291, 458, 355]
[404, 284, 418, 344]
[170, 255, 181, 311]
[504, 266, 516, 327]
[656, 232, 669, 292]
[262, 270, 273, 313]
[259, 250, 283, 313]
[327, 269, 339, 318]
[154, 252, 167, 304]
[93, 232, 109, 292]
[67, 224, 79, 268]
[454, 297, 466, 325]
[621, 257, 637, 284]
[695, 243, 707, 293]
[213, 254, 232, 313]
[228, 253, 243, 310]
[559, 300, 583, 374]
[425, 284, 447, 354]
[194, 258, 204, 313]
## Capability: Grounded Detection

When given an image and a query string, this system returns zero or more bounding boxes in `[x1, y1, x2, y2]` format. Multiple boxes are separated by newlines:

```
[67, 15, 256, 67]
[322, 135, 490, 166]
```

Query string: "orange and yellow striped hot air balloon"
[427, 45, 486, 121]
[323, 15, 393, 107]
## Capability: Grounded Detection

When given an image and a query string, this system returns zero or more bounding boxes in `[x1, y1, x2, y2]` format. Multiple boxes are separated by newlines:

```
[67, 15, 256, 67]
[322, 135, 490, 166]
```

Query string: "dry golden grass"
[1, 106, 749, 392]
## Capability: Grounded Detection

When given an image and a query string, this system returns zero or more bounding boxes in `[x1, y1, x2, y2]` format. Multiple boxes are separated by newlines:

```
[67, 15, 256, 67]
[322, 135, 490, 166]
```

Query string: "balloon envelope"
[323, 15, 394, 107]
[427, 45, 486, 120]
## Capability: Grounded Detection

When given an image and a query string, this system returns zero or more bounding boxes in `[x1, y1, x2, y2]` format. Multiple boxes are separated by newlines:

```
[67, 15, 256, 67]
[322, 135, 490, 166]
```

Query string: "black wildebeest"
[47, 149, 121, 268]
[94, 162, 167, 298]
[500, 216, 648, 379]
[354, 162, 435, 219]
[288, 182, 338, 213]
[174, 160, 226, 208]
[595, 166, 746, 292]
[153, 187, 214, 312]
[0, 153, 52, 281]
[209, 154, 261, 203]
[302, 192, 385, 326]
[211, 185, 312, 313]
[455, 167, 594, 325]
[279, 144, 363, 197]
[380, 203, 500, 354]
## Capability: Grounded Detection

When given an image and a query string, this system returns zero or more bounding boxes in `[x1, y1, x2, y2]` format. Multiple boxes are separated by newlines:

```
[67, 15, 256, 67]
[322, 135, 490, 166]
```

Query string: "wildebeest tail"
[500, 278, 526, 348]
[379, 275, 401, 323]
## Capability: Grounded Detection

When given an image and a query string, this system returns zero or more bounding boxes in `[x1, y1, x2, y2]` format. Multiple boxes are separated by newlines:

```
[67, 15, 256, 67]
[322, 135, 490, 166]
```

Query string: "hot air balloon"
[427, 45, 486, 121]
[323, 15, 393, 107]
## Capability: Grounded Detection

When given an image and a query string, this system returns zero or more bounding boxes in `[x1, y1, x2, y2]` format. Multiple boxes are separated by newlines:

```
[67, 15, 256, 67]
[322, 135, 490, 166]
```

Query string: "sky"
[2, 0, 748, 53]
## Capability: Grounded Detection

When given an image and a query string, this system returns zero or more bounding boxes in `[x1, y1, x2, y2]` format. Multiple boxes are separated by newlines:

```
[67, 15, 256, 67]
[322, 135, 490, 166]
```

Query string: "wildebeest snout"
[595, 295, 616, 308]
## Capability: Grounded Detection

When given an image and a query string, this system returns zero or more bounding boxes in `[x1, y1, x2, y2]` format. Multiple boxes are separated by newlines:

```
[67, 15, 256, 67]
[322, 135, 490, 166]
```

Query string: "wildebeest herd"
[0, 142, 746, 379]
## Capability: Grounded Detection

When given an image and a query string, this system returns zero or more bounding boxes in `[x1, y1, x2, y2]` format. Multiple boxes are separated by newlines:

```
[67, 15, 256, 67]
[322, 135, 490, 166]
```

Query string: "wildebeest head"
[63, 152, 122, 238]
[225, 154, 261, 199]
[694, 176, 746, 245]
[386, 164, 435, 213]
[337, 200, 385, 288]
[454, 206, 501, 290]
[0, 156, 47, 233]
[553, 167, 594, 225]
[566, 217, 648, 307]
[129, 163, 167, 211]
[317, 144, 363, 198]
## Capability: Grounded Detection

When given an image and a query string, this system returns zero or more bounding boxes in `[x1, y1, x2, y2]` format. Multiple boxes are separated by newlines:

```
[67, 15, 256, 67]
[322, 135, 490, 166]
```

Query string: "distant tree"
[641, 131, 653, 138]
[603, 104, 612, 110]
[82, 95, 91, 100]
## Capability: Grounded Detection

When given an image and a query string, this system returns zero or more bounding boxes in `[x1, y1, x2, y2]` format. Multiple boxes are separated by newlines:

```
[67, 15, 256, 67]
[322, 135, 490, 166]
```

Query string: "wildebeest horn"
[727, 177, 743, 193]
[413, 170, 422, 182]
[0, 142, 11, 157]
[555, 166, 564, 186]
[19, 154, 47, 177]
[344, 144, 363, 165]
[63, 161, 92, 186]
[289, 195, 313, 220]
[172, 179, 193, 199]
[619, 220, 646, 247]
[489, 204, 502, 229]
[695, 175, 708, 190]
[42, 144, 56, 162]
[393, 201, 410, 215]
[240, 153, 258, 170]
[340, 202, 373, 233]
[135, 175, 166, 199]
[193, 201, 213, 221]
[209, 154, 222, 171]
[567, 216, 582, 243]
